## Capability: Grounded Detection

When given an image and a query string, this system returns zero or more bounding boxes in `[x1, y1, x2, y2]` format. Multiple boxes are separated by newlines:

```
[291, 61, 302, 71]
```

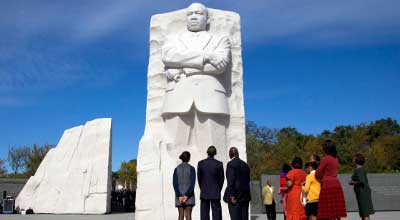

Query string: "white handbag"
[300, 191, 307, 207]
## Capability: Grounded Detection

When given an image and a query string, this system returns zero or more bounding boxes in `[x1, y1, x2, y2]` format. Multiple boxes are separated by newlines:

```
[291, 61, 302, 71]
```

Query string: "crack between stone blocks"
[67, 127, 84, 170]
[158, 141, 166, 220]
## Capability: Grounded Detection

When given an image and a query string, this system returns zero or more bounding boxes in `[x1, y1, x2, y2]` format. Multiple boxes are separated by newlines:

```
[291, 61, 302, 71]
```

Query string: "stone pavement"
[0, 212, 399, 220]
[253, 211, 399, 220]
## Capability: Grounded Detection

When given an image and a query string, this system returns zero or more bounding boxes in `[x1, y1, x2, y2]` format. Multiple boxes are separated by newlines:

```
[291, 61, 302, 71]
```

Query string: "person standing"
[302, 162, 321, 220]
[173, 151, 196, 220]
[349, 154, 374, 220]
[262, 180, 276, 220]
[197, 146, 225, 220]
[224, 147, 251, 220]
[315, 140, 347, 220]
[278, 163, 292, 220]
[286, 157, 307, 220]
[309, 154, 320, 164]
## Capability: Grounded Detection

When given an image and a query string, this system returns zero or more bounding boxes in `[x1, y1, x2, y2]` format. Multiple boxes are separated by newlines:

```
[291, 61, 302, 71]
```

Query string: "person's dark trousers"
[201, 199, 222, 220]
[265, 200, 276, 220]
[228, 203, 239, 220]
[228, 201, 249, 220]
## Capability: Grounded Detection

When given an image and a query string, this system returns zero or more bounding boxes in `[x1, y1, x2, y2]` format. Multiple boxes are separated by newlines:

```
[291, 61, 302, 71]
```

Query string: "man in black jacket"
[197, 146, 225, 220]
[224, 147, 251, 220]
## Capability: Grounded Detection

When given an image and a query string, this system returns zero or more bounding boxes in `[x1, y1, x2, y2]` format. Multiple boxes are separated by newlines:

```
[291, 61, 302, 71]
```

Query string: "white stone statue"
[136, 3, 246, 220]
[161, 3, 231, 166]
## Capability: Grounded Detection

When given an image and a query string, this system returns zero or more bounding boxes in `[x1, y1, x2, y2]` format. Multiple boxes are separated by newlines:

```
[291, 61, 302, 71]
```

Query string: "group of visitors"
[111, 189, 135, 212]
[263, 140, 374, 220]
[173, 146, 251, 220]
[172, 139, 375, 220]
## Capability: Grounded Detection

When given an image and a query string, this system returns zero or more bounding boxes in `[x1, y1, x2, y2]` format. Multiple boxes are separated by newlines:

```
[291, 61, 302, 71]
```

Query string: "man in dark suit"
[224, 147, 251, 220]
[197, 146, 225, 220]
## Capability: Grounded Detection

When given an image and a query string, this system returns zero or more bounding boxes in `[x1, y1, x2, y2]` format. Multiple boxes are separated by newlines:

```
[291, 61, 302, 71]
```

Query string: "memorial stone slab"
[15, 118, 112, 214]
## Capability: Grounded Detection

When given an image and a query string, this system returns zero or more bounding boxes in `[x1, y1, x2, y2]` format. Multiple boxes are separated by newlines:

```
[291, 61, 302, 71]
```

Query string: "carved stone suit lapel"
[179, 31, 213, 51]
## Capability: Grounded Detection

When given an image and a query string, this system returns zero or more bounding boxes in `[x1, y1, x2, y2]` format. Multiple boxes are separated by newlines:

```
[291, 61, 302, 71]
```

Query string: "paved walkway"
[253, 212, 399, 220]
[0, 212, 399, 220]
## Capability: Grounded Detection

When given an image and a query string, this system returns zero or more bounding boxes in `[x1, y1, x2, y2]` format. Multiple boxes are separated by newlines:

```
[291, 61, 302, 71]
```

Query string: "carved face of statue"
[186, 3, 208, 32]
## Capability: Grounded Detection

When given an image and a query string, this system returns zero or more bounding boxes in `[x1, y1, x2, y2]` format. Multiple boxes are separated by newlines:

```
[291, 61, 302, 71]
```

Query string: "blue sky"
[1, 0, 399, 172]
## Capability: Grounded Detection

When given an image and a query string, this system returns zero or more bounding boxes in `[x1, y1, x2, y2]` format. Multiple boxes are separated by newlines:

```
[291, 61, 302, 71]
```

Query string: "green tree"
[245, 118, 400, 180]
[268, 127, 304, 173]
[367, 118, 400, 142]
[247, 134, 268, 179]
[367, 136, 400, 172]
[25, 144, 52, 177]
[7, 146, 30, 178]
[0, 159, 6, 176]
[117, 160, 137, 190]
[246, 121, 279, 179]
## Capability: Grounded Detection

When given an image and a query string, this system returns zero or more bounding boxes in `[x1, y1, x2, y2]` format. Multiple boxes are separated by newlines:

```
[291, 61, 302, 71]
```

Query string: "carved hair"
[188, 2, 208, 17]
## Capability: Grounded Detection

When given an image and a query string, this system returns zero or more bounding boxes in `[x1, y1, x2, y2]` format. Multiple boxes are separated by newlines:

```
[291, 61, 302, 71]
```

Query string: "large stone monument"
[136, 3, 246, 220]
[15, 118, 112, 214]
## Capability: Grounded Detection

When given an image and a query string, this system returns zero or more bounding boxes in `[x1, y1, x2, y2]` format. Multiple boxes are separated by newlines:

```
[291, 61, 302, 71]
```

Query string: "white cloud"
[0, 45, 94, 90]
[0, 96, 28, 107]
[234, 0, 400, 46]
[2, 0, 400, 45]
[0, 0, 185, 92]
[0, 0, 399, 94]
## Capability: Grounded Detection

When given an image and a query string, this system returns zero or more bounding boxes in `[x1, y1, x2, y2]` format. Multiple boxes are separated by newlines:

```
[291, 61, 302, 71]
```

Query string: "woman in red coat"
[315, 140, 347, 219]
[286, 157, 307, 220]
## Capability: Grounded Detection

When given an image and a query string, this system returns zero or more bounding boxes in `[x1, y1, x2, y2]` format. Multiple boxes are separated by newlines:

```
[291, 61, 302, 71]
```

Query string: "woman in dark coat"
[315, 140, 347, 220]
[350, 154, 374, 220]
[173, 151, 196, 220]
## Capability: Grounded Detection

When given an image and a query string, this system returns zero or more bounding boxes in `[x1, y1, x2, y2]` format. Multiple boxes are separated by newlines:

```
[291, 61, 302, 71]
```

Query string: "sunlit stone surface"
[15, 118, 112, 214]
[135, 3, 246, 220]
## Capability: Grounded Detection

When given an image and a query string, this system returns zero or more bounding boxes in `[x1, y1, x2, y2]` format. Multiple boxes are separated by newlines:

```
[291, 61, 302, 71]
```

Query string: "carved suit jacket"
[161, 31, 231, 115]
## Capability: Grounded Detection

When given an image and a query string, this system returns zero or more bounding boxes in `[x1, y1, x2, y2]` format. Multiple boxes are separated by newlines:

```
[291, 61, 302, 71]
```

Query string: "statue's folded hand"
[164, 69, 183, 81]
[216, 58, 228, 69]
[205, 52, 228, 69]
[211, 57, 228, 69]
[205, 52, 218, 63]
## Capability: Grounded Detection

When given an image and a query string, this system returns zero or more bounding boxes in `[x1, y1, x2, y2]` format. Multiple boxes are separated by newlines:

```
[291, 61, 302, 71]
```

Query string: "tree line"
[0, 144, 53, 178]
[0, 143, 138, 190]
[2, 117, 399, 183]
[247, 117, 400, 180]
[113, 117, 400, 186]
[113, 159, 137, 190]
